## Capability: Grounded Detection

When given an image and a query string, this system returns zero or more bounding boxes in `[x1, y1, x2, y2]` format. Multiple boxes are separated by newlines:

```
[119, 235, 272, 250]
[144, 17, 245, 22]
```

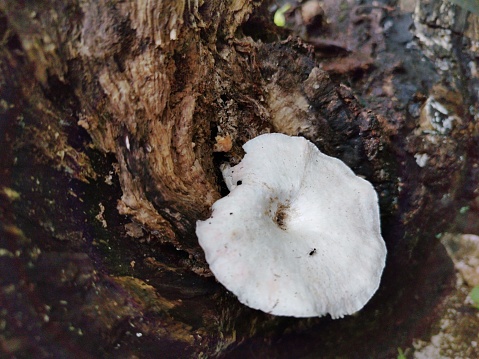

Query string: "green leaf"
[397, 347, 406, 359]
[273, 3, 292, 27]
[470, 286, 479, 308]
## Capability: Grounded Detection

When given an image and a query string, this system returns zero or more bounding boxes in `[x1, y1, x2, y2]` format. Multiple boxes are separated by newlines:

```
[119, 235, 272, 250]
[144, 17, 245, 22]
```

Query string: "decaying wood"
[1, 0, 479, 357]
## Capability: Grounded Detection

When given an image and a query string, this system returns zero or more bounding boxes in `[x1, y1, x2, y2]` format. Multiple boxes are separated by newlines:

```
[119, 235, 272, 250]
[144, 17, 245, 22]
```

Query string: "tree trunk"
[1, 0, 478, 357]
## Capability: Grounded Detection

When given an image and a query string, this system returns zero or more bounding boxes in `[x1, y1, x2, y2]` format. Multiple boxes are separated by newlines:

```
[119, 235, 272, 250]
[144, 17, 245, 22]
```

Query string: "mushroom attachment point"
[196, 133, 387, 318]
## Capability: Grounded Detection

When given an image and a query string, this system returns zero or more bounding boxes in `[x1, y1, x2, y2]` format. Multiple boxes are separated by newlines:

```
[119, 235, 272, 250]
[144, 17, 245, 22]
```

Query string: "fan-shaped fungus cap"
[196, 133, 386, 318]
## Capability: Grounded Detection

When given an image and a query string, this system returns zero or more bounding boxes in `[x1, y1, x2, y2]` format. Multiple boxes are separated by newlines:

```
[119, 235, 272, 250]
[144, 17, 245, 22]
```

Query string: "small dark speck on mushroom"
[309, 248, 317, 256]
[230, 212, 233, 215]
[237, 180, 242, 185]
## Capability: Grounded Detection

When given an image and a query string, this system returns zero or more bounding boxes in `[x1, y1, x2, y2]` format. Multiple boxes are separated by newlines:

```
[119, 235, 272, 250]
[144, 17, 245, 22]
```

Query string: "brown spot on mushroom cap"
[273, 201, 289, 230]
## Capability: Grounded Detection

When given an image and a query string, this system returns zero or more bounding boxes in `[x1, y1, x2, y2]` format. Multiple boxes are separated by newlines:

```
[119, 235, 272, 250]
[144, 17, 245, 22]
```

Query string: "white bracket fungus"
[196, 133, 386, 318]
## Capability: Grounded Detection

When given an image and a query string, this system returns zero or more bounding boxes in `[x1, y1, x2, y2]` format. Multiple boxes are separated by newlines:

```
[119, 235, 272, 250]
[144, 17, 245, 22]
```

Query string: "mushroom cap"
[196, 133, 386, 318]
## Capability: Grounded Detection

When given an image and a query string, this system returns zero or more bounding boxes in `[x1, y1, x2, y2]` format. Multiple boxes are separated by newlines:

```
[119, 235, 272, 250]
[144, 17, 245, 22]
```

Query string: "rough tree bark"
[0, 0, 478, 358]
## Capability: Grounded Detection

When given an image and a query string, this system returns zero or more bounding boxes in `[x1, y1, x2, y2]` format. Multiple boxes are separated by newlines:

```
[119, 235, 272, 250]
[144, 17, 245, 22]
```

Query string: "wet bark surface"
[1, 0, 478, 357]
